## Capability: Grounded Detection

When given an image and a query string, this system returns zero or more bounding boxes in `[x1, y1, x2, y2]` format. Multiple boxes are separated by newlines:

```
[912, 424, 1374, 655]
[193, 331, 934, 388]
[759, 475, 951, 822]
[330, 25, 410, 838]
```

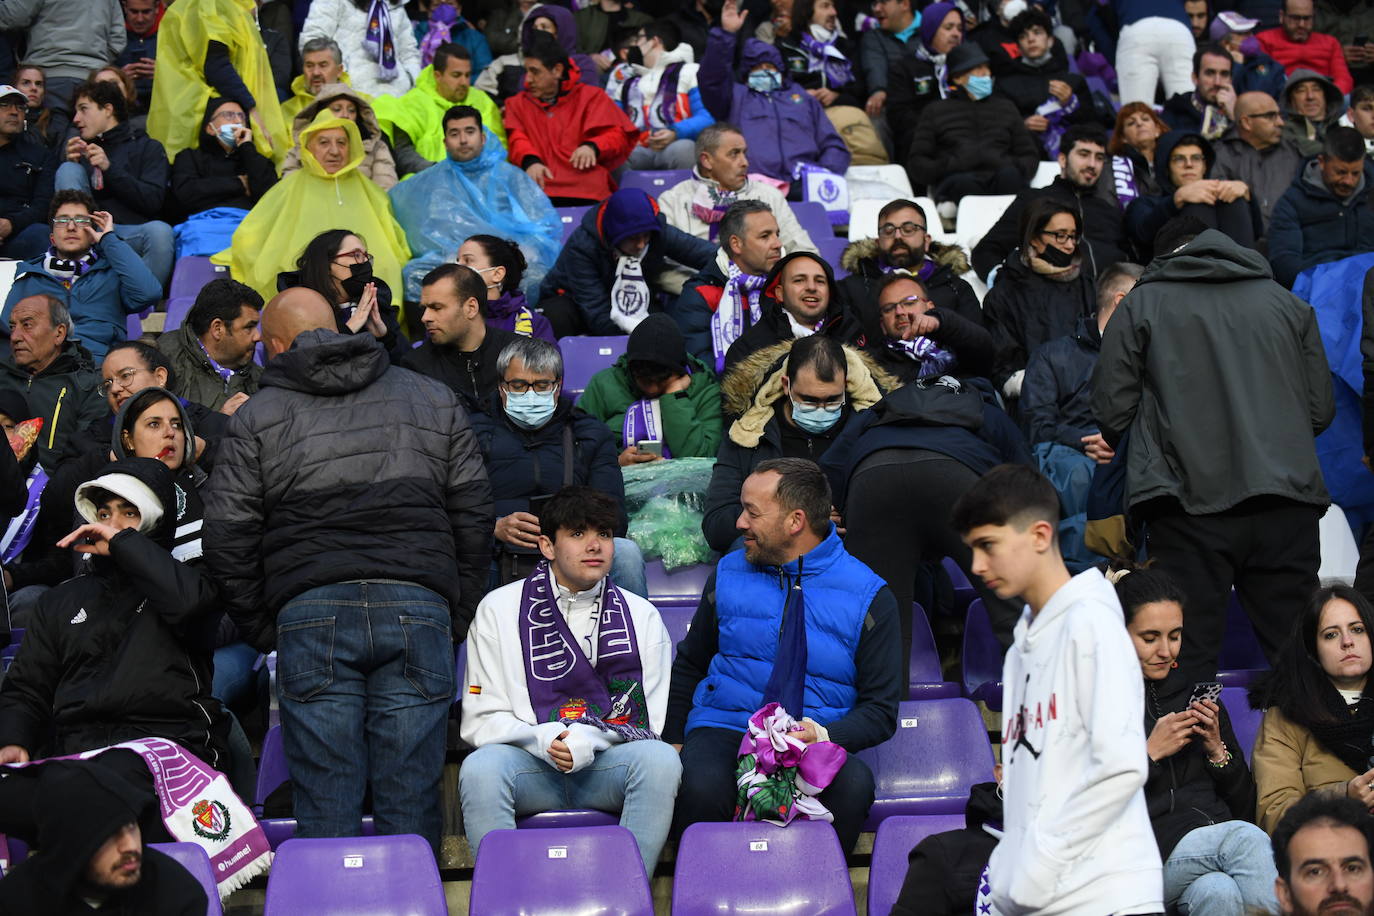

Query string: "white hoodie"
[460, 577, 673, 773]
[990, 568, 1163, 915]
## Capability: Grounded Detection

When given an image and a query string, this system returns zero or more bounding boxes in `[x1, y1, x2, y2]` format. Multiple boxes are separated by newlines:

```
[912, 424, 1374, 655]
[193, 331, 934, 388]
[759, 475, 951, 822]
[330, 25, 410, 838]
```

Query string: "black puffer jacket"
[1143, 670, 1256, 859]
[906, 87, 1040, 192]
[1021, 314, 1102, 449]
[838, 238, 983, 343]
[403, 325, 522, 414]
[0, 130, 55, 235]
[993, 44, 1098, 147]
[0, 458, 229, 769]
[168, 97, 279, 219]
[982, 248, 1097, 392]
[885, 54, 943, 161]
[203, 330, 494, 649]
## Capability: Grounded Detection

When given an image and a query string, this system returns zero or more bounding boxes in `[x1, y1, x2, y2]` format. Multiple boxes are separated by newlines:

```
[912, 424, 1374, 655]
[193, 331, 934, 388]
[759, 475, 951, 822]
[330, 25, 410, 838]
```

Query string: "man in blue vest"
[663, 457, 902, 853]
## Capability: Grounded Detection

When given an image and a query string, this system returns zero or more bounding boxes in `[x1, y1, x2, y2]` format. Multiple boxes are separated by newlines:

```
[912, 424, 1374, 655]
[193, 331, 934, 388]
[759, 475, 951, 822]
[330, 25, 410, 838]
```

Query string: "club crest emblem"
[191, 799, 231, 842]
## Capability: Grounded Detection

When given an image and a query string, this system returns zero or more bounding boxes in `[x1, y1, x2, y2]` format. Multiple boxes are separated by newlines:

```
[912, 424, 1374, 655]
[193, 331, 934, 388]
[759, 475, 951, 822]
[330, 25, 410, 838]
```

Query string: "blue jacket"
[685, 526, 888, 737]
[1269, 158, 1374, 288]
[698, 28, 850, 183]
[1021, 315, 1101, 449]
[1, 234, 163, 363]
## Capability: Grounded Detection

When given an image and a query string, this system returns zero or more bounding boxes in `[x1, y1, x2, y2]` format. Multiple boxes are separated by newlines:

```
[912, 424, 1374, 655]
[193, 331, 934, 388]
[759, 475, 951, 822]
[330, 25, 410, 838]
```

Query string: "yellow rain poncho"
[281, 71, 363, 125]
[371, 66, 506, 164]
[148, 0, 291, 165]
[212, 113, 411, 320]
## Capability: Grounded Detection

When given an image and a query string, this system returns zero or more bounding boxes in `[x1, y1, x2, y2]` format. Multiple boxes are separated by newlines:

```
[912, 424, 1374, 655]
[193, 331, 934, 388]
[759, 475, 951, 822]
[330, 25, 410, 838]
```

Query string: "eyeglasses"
[1040, 229, 1079, 244]
[878, 294, 933, 316]
[332, 250, 373, 265]
[99, 366, 142, 397]
[793, 394, 846, 410]
[878, 221, 927, 239]
[52, 216, 93, 227]
[1169, 153, 1207, 165]
[213, 110, 247, 123]
[501, 378, 558, 394]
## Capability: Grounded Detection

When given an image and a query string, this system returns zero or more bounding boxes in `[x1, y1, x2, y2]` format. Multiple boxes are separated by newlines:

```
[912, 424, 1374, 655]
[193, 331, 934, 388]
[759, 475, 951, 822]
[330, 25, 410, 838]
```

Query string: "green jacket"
[157, 324, 262, 414]
[577, 353, 723, 458]
[371, 66, 506, 164]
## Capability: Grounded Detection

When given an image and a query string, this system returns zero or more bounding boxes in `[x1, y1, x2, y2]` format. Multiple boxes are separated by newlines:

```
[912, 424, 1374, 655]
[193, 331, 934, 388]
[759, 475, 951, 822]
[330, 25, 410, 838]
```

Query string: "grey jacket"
[0, 0, 125, 81]
[1281, 69, 1346, 158]
[1092, 229, 1334, 516]
[156, 324, 262, 414]
[202, 330, 494, 649]
[1211, 132, 1304, 234]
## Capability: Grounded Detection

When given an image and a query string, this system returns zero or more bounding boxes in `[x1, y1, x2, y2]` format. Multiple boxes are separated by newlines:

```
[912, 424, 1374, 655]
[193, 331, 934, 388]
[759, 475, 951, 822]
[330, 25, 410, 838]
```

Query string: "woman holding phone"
[1114, 565, 1277, 916]
[1251, 585, 1374, 831]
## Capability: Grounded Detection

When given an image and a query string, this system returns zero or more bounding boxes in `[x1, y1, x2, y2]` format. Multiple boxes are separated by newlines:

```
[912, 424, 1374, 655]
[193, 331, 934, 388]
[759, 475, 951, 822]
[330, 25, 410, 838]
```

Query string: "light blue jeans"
[1163, 820, 1279, 915]
[54, 161, 174, 286]
[459, 739, 682, 870]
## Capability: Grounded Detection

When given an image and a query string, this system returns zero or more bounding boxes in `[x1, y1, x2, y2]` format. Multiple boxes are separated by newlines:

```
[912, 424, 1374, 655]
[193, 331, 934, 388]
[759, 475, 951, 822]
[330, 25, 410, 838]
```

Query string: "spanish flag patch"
[468, 685, 482, 695]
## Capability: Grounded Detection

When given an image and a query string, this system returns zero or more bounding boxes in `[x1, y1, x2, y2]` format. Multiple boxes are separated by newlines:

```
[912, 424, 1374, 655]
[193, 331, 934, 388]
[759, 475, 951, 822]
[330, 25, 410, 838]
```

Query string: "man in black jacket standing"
[0, 83, 55, 261]
[1093, 226, 1334, 686]
[204, 286, 494, 855]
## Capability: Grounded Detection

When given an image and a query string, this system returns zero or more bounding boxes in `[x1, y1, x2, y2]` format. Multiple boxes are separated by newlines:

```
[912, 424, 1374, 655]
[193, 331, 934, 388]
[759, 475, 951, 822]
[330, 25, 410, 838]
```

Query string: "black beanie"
[625, 313, 687, 370]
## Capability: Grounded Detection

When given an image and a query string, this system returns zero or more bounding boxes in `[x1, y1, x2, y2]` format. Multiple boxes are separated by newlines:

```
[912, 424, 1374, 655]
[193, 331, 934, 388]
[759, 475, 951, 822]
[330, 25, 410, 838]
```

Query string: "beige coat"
[1252, 704, 1358, 833]
[280, 83, 398, 190]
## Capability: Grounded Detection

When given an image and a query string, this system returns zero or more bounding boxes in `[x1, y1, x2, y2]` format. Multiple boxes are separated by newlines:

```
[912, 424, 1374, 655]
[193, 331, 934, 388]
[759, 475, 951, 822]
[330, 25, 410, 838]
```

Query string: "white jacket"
[299, 0, 422, 98]
[990, 568, 1163, 915]
[658, 174, 818, 256]
[460, 577, 673, 773]
[604, 43, 698, 132]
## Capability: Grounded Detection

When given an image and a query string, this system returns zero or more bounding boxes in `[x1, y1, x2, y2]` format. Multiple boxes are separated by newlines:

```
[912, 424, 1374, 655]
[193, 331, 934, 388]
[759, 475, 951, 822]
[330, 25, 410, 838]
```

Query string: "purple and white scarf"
[518, 561, 656, 741]
[798, 27, 853, 88]
[1111, 154, 1141, 210]
[195, 338, 239, 393]
[734, 703, 847, 826]
[0, 466, 46, 564]
[43, 246, 98, 287]
[690, 179, 739, 240]
[418, 3, 458, 67]
[886, 334, 957, 378]
[1034, 91, 1080, 159]
[622, 397, 672, 458]
[712, 261, 766, 373]
[363, 0, 399, 82]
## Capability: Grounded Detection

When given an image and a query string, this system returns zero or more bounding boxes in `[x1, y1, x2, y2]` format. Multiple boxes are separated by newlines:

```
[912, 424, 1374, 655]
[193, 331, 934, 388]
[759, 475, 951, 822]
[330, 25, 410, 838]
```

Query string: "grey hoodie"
[1282, 68, 1346, 158]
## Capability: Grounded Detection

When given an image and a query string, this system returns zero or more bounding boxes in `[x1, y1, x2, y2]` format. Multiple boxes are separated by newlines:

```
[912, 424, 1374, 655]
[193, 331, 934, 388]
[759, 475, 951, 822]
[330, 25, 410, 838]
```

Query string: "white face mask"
[473, 263, 502, 291]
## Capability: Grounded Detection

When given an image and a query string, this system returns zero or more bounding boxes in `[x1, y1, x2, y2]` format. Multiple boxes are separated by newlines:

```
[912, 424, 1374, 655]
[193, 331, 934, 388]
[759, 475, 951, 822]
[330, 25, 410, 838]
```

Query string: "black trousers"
[673, 726, 875, 854]
[844, 450, 1025, 660]
[537, 294, 589, 339]
[1144, 497, 1321, 686]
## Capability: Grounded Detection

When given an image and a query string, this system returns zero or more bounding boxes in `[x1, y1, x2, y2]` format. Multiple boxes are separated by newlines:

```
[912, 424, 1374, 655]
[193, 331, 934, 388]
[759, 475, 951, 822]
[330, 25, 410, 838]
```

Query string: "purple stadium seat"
[148, 842, 223, 916]
[1218, 591, 1269, 686]
[643, 558, 713, 602]
[817, 235, 848, 279]
[560, 335, 626, 399]
[960, 599, 1004, 710]
[859, 698, 996, 829]
[790, 201, 836, 243]
[471, 826, 652, 916]
[254, 724, 375, 849]
[942, 556, 977, 614]
[656, 599, 695, 653]
[169, 256, 226, 301]
[909, 603, 960, 699]
[556, 206, 593, 243]
[867, 814, 966, 916]
[126, 314, 144, 340]
[515, 810, 620, 829]
[164, 297, 195, 333]
[263, 835, 445, 915]
[1220, 686, 1262, 764]
[618, 169, 691, 197]
[674, 821, 856, 916]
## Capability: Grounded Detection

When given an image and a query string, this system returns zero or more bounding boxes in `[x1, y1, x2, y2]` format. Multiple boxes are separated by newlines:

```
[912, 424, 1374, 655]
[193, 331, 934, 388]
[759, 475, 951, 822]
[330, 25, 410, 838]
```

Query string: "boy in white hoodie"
[953, 464, 1164, 915]
[458, 486, 681, 870]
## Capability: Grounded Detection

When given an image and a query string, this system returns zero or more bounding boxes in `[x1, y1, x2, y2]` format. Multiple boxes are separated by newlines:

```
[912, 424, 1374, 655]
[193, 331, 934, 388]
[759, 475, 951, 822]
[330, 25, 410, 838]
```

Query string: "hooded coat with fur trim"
[702, 341, 897, 552]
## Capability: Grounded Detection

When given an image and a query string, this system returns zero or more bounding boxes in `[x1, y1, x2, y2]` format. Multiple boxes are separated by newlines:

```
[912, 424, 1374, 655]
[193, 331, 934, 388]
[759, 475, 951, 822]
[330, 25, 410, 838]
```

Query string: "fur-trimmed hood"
[720, 340, 899, 448]
[839, 238, 970, 277]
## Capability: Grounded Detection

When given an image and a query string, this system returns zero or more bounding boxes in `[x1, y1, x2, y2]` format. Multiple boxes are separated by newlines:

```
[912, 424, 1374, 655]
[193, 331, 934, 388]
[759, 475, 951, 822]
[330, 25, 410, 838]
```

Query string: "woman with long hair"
[1107, 102, 1170, 211]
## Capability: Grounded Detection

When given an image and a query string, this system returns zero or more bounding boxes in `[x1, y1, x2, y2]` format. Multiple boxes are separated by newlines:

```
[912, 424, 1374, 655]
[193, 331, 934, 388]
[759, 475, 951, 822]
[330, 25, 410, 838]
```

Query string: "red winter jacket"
[1256, 27, 1353, 94]
[503, 60, 642, 202]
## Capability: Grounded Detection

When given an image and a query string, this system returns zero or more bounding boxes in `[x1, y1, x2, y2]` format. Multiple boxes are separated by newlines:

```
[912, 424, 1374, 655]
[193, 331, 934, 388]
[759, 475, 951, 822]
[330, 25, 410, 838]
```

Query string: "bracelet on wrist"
[1207, 746, 1232, 769]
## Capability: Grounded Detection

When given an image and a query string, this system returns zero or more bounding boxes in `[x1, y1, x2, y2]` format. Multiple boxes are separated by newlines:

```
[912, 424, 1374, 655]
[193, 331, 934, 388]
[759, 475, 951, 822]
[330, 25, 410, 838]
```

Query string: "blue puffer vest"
[686, 526, 885, 735]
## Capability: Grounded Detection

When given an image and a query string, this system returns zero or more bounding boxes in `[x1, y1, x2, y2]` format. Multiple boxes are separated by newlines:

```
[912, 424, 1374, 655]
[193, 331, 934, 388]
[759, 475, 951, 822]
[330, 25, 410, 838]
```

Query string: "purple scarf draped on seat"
[363, 0, 399, 82]
[798, 32, 853, 87]
[518, 561, 656, 741]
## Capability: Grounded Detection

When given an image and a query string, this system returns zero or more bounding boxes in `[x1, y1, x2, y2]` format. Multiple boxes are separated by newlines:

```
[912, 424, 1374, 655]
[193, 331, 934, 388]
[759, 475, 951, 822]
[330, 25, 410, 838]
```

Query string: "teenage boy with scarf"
[951, 464, 1162, 915]
[606, 19, 712, 172]
[459, 486, 679, 870]
[666, 458, 902, 854]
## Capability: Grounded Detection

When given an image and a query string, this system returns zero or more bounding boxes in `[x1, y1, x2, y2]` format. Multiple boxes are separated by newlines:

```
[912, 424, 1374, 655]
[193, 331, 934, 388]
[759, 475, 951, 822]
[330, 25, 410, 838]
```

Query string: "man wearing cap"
[537, 187, 715, 338]
[906, 42, 1039, 209]
[1212, 11, 1287, 98]
[1258, 0, 1353, 92]
[1214, 90, 1302, 235]
[724, 251, 864, 372]
[0, 83, 56, 261]
[579, 313, 723, 464]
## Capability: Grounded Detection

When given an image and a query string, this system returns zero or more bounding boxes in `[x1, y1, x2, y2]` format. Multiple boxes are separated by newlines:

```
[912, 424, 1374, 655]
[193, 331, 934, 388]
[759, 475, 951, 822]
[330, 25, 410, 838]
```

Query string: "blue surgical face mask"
[748, 69, 782, 93]
[218, 123, 239, 145]
[965, 74, 994, 100]
[790, 396, 844, 434]
[504, 389, 557, 429]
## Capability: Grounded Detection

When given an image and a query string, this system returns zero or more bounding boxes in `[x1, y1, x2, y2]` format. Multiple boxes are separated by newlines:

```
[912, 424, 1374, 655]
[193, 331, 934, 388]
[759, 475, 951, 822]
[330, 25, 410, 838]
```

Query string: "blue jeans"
[212, 640, 262, 710]
[1163, 820, 1279, 915]
[459, 740, 681, 870]
[54, 161, 174, 286]
[1034, 441, 1096, 573]
[276, 580, 454, 854]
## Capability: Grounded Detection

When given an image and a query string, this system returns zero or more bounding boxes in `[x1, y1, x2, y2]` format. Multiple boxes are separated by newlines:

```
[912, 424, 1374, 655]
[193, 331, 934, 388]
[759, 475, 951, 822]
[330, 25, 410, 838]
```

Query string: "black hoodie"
[890, 782, 1002, 916]
[168, 97, 279, 219]
[722, 251, 864, 373]
[0, 457, 228, 768]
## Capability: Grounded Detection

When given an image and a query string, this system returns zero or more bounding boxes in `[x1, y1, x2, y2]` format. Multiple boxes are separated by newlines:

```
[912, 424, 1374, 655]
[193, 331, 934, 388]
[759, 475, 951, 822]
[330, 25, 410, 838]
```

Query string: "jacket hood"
[74, 457, 177, 542]
[839, 237, 970, 276]
[740, 38, 786, 79]
[110, 385, 198, 469]
[260, 328, 390, 396]
[1154, 130, 1216, 190]
[965, 780, 1003, 829]
[523, 3, 578, 54]
[721, 340, 897, 446]
[1299, 155, 1371, 203]
[1136, 227, 1273, 286]
[291, 83, 380, 142]
[1283, 68, 1346, 122]
[299, 111, 366, 179]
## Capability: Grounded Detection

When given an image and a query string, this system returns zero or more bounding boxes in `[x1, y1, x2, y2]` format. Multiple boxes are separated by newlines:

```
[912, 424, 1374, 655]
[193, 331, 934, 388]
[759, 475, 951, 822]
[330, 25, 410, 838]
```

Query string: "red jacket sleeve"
[503, 100, 540, 167]
[581, 93, 642, 171]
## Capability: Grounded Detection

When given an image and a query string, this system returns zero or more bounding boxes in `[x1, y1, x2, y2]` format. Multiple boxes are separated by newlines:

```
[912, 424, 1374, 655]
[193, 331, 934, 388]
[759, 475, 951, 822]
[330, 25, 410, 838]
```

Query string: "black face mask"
[340, 260, 373, 300]
[1039, 242, 1075, 268]
[624, 45, 644, 67]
